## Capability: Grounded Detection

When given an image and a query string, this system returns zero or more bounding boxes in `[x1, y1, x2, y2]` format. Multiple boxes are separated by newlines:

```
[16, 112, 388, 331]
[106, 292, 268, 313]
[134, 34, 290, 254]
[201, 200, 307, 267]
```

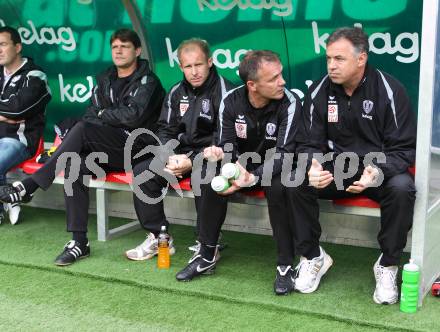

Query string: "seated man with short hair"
[287, 27, 416, 304]
[0, 28, 165, 266]
[124, 38, 234, 261]
[176, 50, 302, 297]
[0, 26, 51, 225]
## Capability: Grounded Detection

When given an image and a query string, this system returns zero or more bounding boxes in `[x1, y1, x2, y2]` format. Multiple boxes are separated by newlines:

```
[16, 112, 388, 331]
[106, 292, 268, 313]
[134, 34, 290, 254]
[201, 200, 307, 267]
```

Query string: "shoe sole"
[373, 290, 398, 305]
[54, 253, 90, 266]
[275, 287, 294, 296]
[125, 247, 176, 261]
[176, 267, 216, 282]
[295, 254, 334, 294]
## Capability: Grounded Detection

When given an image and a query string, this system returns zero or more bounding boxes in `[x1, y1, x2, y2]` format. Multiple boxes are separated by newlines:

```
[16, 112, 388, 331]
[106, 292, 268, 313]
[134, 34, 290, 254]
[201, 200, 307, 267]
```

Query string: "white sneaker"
[373, 254, 398, 305]
[125, 232, 176, 261]
[7, 203, 20, 225]
[294, 246, 333, 293]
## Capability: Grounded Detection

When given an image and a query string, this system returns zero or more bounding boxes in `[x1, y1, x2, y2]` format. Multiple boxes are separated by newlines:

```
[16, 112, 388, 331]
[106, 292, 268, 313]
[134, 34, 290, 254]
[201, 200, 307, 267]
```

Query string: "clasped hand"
[163, 154, 192, 178]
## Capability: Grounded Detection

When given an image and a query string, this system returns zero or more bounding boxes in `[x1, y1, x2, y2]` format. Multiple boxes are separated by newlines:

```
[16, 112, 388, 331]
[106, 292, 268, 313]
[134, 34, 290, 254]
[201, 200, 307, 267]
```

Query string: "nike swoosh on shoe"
[196, 262, 215, 273]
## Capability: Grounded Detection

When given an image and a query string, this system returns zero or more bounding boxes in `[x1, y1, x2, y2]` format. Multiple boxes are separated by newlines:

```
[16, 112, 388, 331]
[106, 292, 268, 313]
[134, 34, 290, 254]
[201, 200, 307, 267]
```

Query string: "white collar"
[3, 57, 28, 77]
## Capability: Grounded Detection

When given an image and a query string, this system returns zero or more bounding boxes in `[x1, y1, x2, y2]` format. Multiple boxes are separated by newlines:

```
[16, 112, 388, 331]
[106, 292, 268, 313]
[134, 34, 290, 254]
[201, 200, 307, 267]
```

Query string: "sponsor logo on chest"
[7, 74, 22, 88]
[235, 114, 247, 138]
[179, 96, 189, 116]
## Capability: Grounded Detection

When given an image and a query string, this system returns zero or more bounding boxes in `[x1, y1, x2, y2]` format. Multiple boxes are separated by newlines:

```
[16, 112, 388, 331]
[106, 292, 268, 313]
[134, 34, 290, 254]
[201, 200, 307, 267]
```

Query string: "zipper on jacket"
[182, 94, 196, 147]
[1, 75, 13, 96]
[187, 95, 197, 145]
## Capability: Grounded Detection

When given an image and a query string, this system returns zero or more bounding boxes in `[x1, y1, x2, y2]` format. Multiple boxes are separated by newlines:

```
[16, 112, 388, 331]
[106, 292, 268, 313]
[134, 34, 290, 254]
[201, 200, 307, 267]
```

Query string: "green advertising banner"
[0, 0, 422, 139]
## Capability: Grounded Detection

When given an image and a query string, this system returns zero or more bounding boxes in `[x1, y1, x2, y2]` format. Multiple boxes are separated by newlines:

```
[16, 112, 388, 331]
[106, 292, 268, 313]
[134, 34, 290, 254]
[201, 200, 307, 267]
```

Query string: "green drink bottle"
[400, 259, 420, 313]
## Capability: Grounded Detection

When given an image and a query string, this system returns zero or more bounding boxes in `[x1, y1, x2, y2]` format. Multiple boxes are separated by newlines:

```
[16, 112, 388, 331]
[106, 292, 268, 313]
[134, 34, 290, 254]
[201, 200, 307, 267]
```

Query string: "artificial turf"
[0, 207, 439, 331]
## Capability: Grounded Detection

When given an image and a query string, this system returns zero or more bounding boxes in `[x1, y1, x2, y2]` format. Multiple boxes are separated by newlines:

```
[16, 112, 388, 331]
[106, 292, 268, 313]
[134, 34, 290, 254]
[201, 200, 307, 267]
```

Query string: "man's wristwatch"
[97, 109, 105, 118]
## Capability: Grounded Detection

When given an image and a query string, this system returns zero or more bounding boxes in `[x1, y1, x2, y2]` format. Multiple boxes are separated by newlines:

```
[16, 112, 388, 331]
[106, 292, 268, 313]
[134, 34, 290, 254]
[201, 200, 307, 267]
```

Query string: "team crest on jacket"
[199, 99, 212, 119]
[363, 100, 374, 114]
[180, 98, 189, 116]
[201, 99, 210, 113]
[266, 123, 276, 136]
[328, 104, 338, 122]
[235, 123, 247, 139]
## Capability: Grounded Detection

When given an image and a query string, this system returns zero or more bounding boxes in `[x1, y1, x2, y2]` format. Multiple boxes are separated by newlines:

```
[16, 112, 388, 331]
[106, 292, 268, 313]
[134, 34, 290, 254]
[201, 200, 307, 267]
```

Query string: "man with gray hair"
[176, 50, 302, 297]
[287, 27, 416, 304]
[124, 38, 234, 261]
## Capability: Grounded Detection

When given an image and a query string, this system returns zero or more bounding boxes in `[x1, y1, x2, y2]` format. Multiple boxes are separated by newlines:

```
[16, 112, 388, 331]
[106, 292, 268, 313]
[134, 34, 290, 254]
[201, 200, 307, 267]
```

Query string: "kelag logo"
[196, 0, 293, 17]
[312, 22, 419, 64]
[17, 20, 76, 52]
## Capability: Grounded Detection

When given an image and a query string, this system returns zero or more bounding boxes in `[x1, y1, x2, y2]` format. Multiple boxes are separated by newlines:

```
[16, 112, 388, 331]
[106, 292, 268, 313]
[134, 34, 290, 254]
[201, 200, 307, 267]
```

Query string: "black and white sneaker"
[176, 254, 216, 281]
[0, 181, 32, 204]
[54, 240, 90, 266]
[274, 265, 295, 295]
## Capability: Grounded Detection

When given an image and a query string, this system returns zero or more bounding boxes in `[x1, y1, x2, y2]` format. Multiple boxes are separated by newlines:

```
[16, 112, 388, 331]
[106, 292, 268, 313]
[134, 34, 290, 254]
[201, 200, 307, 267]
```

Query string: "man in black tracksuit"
[0, 28, 165, 266]
[0, 26, 51, 224]
[125, 38, 233, 261]
[176, 51, 302, 296]
[287, 27, 416, 304]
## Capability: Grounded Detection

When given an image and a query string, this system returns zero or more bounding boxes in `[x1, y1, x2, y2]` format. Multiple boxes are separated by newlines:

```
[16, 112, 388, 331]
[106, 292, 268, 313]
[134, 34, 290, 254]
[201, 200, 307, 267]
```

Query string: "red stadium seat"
[14, 137, 44, 169]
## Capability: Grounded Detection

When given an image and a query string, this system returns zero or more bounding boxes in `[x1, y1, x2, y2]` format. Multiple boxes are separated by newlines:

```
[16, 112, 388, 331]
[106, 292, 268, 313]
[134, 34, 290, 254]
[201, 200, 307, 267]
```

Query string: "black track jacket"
[157, 67, 234, 156]
[83, 58, 165, 142]
[0, 57, 51, 155]
[297, 64, 416, 179]
[218, 86, 301, 179]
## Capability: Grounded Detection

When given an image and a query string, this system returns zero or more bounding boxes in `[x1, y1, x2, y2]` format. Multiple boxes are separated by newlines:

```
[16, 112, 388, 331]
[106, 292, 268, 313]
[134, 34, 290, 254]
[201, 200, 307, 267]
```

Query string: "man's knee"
[132, 158, 152, 177]
[384, 173, 416, 202]
[74, 120, 100, 139]
[72, 120, 86, 132]
[286, 181, 313, 200]
[264, 175, 284, 201]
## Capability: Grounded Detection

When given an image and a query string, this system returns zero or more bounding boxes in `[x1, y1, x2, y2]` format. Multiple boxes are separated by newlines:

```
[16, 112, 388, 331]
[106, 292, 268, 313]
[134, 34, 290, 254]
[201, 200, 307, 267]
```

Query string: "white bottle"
[211, 176, 231, 192]
[221, 163, 240, 180]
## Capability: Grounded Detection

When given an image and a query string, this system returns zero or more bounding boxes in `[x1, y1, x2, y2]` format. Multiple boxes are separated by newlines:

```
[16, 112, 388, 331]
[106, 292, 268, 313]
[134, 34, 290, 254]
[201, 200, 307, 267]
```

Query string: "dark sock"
[380, 255, 397, 267]
[305, 247, 321, 260]
[200, 244, 216, 261]
[21, 178, 39, 195]
[72, 232, 88, 244]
